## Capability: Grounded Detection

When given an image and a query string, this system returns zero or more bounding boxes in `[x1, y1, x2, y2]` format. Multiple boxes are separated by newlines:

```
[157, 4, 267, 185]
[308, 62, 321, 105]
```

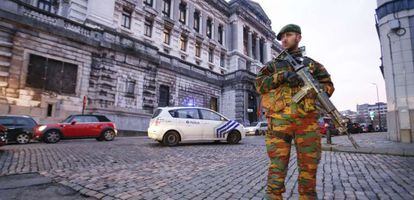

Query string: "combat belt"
[279, 47, 359, 149]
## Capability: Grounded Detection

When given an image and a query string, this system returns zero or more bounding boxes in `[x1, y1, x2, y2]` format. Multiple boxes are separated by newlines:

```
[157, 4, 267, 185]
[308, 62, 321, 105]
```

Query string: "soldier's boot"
[265, 132, 292, 200]
[295, 130, 321, 200]
[264, 193, 283, 200]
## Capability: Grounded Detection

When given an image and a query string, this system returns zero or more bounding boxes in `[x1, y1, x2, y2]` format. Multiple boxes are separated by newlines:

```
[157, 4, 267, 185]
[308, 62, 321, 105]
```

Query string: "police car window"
[260, 123, 268, 127]
[199, 109, 221, 121]
[175, 109, 200, 119]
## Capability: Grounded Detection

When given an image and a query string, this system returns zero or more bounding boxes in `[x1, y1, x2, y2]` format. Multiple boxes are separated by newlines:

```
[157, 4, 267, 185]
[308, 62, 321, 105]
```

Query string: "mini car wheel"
[102, 129, 116, 141]
[44, 130, 61, 143]
[16, 133, 30, 144]
[162, 131, 180, 146]
[227, 131, 241, 144]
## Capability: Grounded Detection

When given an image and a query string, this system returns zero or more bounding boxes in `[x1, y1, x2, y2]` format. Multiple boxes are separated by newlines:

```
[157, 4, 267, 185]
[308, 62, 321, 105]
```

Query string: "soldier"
[255, 24, 335, 200]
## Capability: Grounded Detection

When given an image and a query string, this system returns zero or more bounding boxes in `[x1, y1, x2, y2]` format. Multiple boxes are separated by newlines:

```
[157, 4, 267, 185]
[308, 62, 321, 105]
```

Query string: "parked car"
[148, 107, 245, 146]
[0, 125, 7, 147]
[318, 117, 339, 136]
[348, 122, 363, 134]
[0, 115, 37, 144]
[244, 121, 267, 136]
[33, 114, 117, 143]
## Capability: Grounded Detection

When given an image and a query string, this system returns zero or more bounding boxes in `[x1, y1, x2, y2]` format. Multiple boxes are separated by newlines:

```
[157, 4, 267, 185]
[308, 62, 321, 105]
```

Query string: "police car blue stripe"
[218, 121, 238, 138]
[216, 121, 232, 133]
[216, 120, 236, 138]
[221, 122, 239, 138]
[216, 121, 232, 138]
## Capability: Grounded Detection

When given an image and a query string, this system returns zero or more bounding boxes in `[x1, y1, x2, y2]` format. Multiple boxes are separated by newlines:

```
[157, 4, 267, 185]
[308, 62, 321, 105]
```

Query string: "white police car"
[148, 107, 245, 146]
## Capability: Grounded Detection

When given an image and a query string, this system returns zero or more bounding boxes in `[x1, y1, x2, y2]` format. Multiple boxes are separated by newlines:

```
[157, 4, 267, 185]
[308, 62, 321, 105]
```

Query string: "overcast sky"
[251, 0, 385, 111]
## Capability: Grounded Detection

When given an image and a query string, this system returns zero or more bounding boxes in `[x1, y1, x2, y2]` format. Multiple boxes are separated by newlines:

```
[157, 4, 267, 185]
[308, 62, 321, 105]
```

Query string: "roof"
[229, 0, 271, 24]
[0, 115, 34, 118]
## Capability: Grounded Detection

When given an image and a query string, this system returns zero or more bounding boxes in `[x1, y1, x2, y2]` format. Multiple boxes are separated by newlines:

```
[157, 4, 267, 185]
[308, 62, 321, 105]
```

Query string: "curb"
[322, 144, 414, 157]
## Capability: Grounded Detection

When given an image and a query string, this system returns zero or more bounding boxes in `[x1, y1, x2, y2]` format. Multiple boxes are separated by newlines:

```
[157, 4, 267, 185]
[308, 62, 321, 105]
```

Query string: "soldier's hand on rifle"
[283, 71, 304, 87]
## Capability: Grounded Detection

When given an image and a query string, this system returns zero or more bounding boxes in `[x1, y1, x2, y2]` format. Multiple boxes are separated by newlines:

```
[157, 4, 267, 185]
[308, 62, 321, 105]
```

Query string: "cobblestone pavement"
[1, 137, 414, 200]
[322, 132, 414, 156]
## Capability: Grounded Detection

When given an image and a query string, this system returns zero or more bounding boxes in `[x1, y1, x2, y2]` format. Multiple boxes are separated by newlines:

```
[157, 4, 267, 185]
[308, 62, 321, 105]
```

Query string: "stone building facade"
[0, 0, 281, 133]
[376, 0, 414, 142]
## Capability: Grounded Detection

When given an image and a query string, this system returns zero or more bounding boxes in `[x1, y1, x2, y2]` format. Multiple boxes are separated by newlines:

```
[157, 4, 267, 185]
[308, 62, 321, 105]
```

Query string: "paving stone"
[0, 136, 413, 199]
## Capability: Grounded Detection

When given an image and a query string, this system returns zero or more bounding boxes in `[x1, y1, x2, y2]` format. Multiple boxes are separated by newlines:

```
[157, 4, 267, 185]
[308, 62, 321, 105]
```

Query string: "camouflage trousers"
[265, 112, 321, 200]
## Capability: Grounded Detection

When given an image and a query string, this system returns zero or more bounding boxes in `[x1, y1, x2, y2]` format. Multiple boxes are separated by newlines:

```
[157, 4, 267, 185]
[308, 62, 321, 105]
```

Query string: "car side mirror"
[71, 121, 77, 125]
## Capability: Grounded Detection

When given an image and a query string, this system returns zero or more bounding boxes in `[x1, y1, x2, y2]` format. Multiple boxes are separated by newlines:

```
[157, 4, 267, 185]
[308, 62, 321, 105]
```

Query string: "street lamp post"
[371, 83, 381, 131]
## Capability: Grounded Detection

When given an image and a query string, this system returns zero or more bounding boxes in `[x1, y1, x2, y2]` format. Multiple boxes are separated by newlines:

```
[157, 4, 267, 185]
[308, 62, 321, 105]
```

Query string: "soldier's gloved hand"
[283, 71, 304, 87]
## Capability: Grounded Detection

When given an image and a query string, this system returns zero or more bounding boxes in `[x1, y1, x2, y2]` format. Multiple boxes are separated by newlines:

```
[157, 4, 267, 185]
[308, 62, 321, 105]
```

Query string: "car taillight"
[154, 119, 161, 126]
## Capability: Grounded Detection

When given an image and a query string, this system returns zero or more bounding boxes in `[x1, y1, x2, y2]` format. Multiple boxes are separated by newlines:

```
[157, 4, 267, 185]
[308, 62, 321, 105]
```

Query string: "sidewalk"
[322, 132, 414, 156]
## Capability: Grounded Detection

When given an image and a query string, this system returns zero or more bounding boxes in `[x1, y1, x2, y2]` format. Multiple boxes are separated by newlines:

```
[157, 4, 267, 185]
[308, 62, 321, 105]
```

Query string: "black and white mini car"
[148, 107, 245, 146]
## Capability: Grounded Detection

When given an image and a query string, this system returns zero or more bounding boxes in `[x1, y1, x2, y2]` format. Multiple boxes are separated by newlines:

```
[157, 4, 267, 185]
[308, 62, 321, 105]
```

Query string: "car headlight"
[38, 125, 47, 132]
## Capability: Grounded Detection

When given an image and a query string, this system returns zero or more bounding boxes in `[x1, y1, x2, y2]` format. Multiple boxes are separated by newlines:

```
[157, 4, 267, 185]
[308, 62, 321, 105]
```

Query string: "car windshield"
[61, 116, 73, 123]
[250, 122, 258, 126]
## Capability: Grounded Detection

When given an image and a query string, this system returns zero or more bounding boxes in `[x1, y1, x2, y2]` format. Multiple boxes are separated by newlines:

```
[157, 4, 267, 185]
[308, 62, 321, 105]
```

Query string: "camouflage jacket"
[255, 50, 335, 117]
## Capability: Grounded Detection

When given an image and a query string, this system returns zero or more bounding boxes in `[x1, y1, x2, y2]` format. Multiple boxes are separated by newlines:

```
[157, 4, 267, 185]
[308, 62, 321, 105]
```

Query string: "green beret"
[276, 24, 301, 40]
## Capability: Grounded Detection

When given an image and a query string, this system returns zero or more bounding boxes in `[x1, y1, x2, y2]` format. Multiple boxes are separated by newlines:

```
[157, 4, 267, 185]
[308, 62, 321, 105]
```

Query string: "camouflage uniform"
[255, 50, 334, 200]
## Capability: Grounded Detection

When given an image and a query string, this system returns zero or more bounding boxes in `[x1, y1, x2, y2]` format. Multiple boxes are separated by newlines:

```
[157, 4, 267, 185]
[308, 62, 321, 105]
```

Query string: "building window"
[47, 104, 53, 117]
[163, 28, 171, 45]
[126, 80, 136, 96]
[144, 19, 153, 37]
[218, 24, 224, 45]
[210, 97, 218, 112]
[163, 0, 171, 18]
[26, 54, 78, 94]
[208, 48, 214, 63]
[159, 85, 170, 107]
[220, 53, 225, 68]
[195, 42, 201, 58]
[193, 10, 200, 32]
[180, 35, 188, 51]
[252, 35, 257, 59]
[37, 0, 52, 12]
[121, 9, 132, 29]
[243, 27, 248, 55]
[144, 0, 153, 7]
[260, 39, 264, 63]
[179, 2, 187, 24]
[206, 18, 213, 38]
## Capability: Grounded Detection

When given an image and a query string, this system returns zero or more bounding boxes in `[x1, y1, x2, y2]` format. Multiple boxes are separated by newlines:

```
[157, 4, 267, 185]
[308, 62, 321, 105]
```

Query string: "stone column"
[188, 3, 194, 28]
[255, 37, 260, 61]
[247, 31, 252, 57]
[156, 0, 162, 12]
[173, 0, 180, 20]
[231, 22, 238, 50]
[263, 40, 268, 63]
[202, 12, 207, 37]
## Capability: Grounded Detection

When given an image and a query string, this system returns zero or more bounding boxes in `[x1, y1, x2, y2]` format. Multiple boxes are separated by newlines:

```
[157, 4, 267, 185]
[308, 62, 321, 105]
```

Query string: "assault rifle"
[279, 47, 359, 149]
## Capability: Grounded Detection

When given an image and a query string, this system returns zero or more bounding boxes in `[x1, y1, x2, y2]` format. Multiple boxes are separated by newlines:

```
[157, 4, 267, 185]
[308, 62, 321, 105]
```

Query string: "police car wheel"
[227, 131, 241, 144]
[162, 131, 180, 146]
[255, 130, 259, 136]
